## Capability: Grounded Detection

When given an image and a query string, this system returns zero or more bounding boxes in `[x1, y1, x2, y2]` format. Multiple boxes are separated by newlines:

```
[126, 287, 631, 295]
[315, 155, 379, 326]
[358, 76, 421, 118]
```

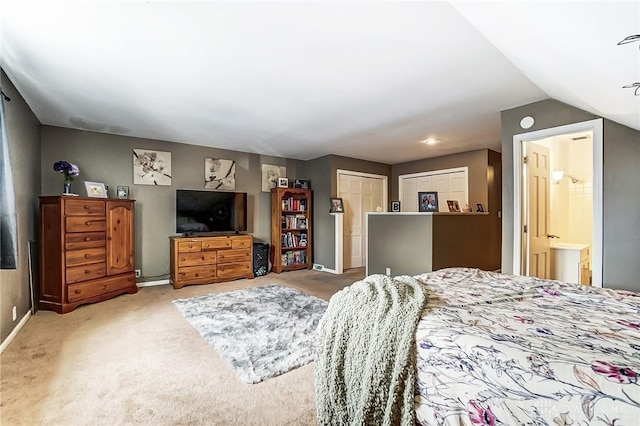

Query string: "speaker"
[253, 243, 269, 276]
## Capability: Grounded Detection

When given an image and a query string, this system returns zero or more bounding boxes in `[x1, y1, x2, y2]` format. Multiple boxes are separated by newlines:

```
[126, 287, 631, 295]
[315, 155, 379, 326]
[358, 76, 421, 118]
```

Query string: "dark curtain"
[0, 94, 18, 269]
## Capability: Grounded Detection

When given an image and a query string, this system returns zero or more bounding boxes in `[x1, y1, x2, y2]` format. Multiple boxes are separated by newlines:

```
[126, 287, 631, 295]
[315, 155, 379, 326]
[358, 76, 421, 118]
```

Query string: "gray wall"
[601, 120, 640, 291]
[1, 71, 41, 343]
[501, 99, 640, 291]
[40, 126, 306, 281]
[367, 213, 433, 276]
[306, 155, 391, 270]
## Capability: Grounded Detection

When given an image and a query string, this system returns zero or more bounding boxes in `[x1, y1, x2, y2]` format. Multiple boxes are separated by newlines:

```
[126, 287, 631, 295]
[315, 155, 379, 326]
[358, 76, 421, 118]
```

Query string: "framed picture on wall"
[418, 191, 438, 212]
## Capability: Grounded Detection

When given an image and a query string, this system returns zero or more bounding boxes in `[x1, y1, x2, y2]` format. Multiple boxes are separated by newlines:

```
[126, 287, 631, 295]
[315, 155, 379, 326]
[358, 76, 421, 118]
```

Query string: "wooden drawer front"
[65, 232, 106, 250]
[66, 262, 107, 284]
[178, 241, 202, 253]
[67, 273, 136, 303]
[217, 262, 251, 279]
[66, 247, 106, 267]
[202, 239, 232, 250]
[217, 249, 251, 264]
[65, 199, 105, 216]
[178, 251, 217, 267]
[177, 265, 217, 281]
[66, 216, 106, 233]
[231, 237, 252, 249]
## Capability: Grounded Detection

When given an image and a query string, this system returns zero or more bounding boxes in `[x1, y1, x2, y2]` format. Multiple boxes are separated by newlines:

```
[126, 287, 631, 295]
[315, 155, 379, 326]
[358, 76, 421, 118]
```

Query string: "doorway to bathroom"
[513, 119, 603, 287]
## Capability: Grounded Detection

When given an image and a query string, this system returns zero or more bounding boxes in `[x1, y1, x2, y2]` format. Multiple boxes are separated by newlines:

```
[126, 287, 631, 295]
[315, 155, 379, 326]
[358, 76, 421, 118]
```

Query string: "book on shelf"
[281, 197, 307, 212]
[281, 250, 308, 266]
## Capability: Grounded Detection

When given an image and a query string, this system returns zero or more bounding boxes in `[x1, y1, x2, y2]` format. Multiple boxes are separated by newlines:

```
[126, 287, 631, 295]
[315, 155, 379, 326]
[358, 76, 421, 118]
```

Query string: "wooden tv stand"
[169, 234, 254, 289]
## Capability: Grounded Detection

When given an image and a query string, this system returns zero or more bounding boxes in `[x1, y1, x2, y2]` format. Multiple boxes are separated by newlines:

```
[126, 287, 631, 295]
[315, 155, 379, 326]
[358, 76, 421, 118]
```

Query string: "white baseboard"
[136, 279, 170, 288]
[0, 311, 31, 354]
[317, 266, 341, 275]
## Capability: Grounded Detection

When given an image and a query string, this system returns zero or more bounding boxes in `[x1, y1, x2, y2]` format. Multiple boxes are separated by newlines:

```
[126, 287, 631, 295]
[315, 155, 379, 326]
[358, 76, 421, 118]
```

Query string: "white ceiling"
[2, 1, 638, 164]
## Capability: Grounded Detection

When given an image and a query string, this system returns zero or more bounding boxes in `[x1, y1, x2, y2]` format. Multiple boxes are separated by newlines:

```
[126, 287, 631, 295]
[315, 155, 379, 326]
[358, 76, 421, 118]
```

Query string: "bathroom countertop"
[550, 243, 591, 251]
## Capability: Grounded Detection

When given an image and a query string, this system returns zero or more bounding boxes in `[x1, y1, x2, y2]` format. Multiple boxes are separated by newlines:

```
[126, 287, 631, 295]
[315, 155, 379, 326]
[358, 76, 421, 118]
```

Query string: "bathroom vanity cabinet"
[550, 243, 591, 285]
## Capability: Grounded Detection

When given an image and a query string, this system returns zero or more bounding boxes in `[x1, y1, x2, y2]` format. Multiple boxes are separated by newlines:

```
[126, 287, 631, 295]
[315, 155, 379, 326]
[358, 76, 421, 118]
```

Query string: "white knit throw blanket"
[314, 274, 428, 426]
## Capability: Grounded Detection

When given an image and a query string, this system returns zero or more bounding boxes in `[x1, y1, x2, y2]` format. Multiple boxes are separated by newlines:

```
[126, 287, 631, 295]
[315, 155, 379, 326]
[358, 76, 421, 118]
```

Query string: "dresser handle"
[86, 221, 91, 226]
[195, 273, 199, 277]
[85, 254, 91, 258]
[85, 270, 91, 274]
[84, 205, 90, 209]
[181, 258, 186, 261]
[85, 237, 91, 241]
[188, 245, 193, 248]
[75, 289, 81, 294]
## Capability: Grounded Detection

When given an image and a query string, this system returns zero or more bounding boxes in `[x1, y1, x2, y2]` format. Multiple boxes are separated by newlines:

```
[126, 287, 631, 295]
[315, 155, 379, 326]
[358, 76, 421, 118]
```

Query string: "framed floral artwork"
[205, 158, 236, 190]
[133, 149, 172, 186]
[262, 164, 286, 192]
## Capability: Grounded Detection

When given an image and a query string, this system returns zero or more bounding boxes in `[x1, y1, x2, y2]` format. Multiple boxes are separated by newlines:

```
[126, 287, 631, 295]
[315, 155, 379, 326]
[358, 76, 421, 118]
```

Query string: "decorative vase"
[63, 181, 72, 194]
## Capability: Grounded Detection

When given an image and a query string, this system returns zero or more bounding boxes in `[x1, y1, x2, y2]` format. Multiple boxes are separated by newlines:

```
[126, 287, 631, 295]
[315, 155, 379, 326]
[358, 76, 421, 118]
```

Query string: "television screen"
[176, 190, 247, 234]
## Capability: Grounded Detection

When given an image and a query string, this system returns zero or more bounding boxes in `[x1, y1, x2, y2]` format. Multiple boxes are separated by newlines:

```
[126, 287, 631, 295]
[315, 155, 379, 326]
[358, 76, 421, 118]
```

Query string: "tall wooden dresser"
[39, 196, 137, 313]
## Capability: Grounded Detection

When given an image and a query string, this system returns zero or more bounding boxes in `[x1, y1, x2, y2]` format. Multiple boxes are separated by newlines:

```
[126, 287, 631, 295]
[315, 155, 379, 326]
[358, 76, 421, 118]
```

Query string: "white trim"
[512, 118, 603, 287]
[398, 166, 469, 208]
[136, 279, 170, 287]
[0, 311, 31, 354]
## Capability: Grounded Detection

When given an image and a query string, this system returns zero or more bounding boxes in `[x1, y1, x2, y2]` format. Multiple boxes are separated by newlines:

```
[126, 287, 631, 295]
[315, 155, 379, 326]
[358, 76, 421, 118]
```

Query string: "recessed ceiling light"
[422, 138, 439, 145]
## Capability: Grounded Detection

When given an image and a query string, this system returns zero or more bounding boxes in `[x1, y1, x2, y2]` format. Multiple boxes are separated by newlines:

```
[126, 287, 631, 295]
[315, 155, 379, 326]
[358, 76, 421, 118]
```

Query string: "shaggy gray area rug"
[172, 284, 328, 384]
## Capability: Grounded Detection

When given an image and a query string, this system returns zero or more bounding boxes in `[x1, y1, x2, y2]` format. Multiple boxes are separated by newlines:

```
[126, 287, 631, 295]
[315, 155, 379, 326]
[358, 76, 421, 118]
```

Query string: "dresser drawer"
[66, 216, 107, 233]
[67, 273, 136, 303]
[66, 247, 106, 267]
[217, 248, 251, 264]
[178, 251, 217, 267]
[177, 265, 217, 281]
[217, 262, 251, 279]
[65, 232, 106, 250]
[65, 199, 105, 216]
[231, 236, 252, 249]
[202, 238, 232, 250]
[178, 240, 202, 252]
[66, 262, 107, 284]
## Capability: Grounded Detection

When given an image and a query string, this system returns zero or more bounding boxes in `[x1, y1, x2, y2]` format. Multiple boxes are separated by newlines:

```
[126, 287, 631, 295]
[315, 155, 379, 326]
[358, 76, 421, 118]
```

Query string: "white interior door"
[338, 171, 386, 269]
[525, 142, 551, 279]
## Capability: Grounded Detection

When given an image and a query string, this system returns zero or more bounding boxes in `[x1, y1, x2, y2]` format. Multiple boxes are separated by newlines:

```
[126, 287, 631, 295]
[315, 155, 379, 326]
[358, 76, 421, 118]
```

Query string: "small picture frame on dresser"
[84, 181, 108, 198]
[117, 185, 130, 199]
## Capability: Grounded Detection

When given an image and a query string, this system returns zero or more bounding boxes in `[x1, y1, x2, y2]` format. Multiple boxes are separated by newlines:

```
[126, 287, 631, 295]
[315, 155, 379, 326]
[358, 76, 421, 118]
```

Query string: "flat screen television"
[176, 190, 247, 235]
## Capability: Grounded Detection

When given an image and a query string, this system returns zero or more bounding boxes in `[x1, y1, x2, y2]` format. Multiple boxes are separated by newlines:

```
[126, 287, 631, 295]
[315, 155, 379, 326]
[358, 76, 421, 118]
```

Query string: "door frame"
[336, 169, 388, 270]
[512, 118, 603, 287]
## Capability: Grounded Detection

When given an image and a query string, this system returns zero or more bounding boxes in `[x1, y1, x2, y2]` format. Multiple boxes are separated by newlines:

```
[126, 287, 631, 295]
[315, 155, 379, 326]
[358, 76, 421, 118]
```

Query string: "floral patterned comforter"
[412, 268, 640, 425]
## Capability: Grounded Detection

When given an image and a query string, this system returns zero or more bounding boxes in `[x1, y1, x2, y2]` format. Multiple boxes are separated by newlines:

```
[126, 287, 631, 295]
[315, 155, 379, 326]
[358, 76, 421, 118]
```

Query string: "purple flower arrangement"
[53, 160, 80, 182]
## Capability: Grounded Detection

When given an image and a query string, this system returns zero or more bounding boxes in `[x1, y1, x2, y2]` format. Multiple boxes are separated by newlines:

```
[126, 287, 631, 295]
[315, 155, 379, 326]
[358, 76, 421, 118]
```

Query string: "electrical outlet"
[385, 267, 391, 276]
[135, 269, 141, 278]
[12, 306, 17, 321]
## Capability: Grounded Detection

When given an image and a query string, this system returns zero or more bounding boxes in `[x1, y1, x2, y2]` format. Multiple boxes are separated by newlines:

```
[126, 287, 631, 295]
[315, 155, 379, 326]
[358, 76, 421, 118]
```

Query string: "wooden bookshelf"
[271, 187, 312, 273]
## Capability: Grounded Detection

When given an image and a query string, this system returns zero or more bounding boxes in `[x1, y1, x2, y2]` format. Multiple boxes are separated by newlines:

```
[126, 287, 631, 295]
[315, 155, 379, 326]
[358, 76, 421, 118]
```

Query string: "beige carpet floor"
[0, 268, 365, 425]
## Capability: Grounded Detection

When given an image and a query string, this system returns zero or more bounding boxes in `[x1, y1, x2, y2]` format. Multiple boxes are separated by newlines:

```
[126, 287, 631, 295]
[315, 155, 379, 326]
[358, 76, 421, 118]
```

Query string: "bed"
[316, 268, 640, 425]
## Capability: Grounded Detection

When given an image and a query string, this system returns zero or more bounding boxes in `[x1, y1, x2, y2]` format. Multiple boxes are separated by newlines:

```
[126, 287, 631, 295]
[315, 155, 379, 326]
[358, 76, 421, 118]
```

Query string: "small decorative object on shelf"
[462, 203, 472, 212]
[53, 160, 80, 194]
[390, 201, 401, 212]
[278, 177, 289, 188]
[330, 197, 344, 213]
